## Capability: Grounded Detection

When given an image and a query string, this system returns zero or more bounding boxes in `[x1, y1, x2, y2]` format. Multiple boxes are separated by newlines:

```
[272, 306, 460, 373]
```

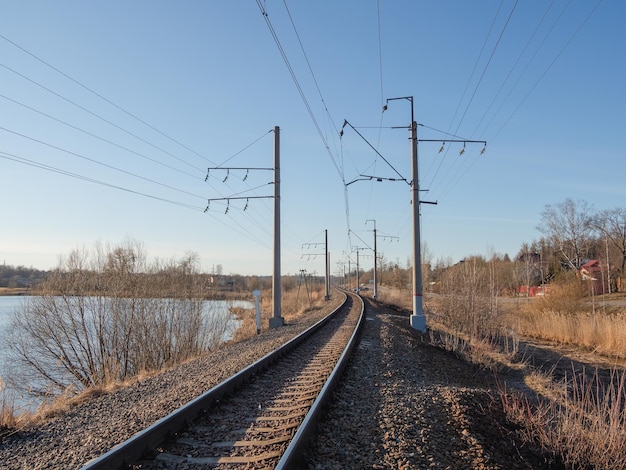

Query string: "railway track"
[81, 289, 364, 469]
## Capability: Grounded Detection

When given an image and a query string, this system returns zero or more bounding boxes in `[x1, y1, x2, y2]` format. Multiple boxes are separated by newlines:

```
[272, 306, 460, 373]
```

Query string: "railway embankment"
[0, 294, 563, 469]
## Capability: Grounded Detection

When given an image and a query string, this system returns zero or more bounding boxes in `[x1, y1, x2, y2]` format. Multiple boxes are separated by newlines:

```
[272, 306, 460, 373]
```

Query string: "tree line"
[358, 198, 626, 294]
[0, 264, 49, 288]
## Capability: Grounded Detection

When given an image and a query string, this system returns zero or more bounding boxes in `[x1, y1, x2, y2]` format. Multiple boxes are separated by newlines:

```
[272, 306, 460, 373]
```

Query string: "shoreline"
[0, 288, 31, 296]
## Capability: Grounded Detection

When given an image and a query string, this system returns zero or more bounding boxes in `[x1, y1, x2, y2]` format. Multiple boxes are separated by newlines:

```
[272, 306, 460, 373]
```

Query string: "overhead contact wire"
[256, 1, 343, 182]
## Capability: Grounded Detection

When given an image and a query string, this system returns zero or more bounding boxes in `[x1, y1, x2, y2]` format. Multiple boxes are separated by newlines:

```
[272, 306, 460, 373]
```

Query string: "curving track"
[81, 289, 364, 469]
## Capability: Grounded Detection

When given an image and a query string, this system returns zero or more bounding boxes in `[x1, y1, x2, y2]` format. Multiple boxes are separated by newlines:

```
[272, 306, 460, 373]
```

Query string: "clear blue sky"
[1, 1, 624, 277]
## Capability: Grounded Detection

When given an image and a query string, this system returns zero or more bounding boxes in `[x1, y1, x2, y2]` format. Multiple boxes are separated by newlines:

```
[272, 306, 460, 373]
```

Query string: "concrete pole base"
[410, 314, 427, 333]
[268, 317, 285, 329]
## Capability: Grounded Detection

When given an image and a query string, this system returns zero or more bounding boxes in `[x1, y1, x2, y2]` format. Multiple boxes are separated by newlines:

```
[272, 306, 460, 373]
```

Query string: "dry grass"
[500, 367, 626, 469]
[378, 283, 626, 467]
[508, 281, 626, 360]
[0, 366, 164, 436]
[375, 287, 412, 311]
[231, 284, 331, 343]
[515, 308, 626, 359]
[0, 287, 30, 296]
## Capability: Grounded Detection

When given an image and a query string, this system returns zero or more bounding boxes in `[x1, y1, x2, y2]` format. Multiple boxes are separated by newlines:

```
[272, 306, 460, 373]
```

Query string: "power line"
[474, 0, 572, 141]
[0, 33, 216, 166]
[256, 1, 356, 265]
[1, 148, 275, 249]
[282, 0, 341, 137]
[455, 0, 519, 134]
[2, 39, 277, 226]
[0, 92, 202, 181]
[0, 125, 207, 201]
[0, 33, 287, 255]
[443, 0, 505, 142]
[0, 150, 204, 212]
[488, 0, 603, 143]
[255, 1, 343, 182]
[425, 1, 518, 195]
[1, 63, 204, 173]
[2, 51, 278, 234]
[437, 0, 602, 203]
[468, 0, 558, 138]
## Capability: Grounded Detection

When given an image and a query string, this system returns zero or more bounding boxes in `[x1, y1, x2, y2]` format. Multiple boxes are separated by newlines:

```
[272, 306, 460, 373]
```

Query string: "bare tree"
[514, 243, 544, 296]
[538, 198, 594, 270]
[593, 207, 626, 290]
[593, 207, 626, 273]
[436, 256, 493, 338]
[6, 241, 231, 397]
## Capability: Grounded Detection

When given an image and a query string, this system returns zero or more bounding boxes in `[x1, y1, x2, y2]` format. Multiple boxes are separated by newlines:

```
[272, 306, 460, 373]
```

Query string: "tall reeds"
[500, 367, 626, 468]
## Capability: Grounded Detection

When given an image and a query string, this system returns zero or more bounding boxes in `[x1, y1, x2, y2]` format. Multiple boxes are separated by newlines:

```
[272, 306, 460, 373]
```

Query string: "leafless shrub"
[4, 240, 229, 400]
[432, 256, 501, 338]
[424, 255, 519, 367]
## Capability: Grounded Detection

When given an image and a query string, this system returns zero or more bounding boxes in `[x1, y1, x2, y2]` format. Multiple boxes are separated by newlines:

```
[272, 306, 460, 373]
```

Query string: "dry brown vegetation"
[0, 252, 335, 432]
[0, 240, 236, 428]
[231, 283, 334, 343]
[375, 277, 626, 469]
[511, 283, 626, 360]
[0, 288, 30, 296]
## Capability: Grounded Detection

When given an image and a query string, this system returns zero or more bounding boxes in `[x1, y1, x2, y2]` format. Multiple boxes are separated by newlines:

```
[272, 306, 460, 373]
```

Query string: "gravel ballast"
[0, 295, 552, 469]
[304, 298, 552, 469]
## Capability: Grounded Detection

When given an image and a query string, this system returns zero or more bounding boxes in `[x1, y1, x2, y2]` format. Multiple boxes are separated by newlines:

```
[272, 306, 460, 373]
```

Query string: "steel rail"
[80, 290, 350, 470]
[276, 289, 365, 469]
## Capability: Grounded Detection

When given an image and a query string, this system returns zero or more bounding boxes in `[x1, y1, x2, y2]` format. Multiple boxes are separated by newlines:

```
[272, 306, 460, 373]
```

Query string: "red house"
[580, 260, 609, 295]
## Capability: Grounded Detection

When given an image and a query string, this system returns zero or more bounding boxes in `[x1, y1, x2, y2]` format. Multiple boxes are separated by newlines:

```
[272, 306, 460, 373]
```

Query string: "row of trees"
[535, 199, 625, 285]
[0, 264, 48, 288]
[355, 199, 625, 294]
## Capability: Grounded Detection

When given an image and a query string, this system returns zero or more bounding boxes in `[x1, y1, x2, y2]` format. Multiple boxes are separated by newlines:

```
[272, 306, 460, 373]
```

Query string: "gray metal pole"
[356, 248, 360, 292]
[269, 125, 284, 328]
[366, 219, 377, 299]
[324, 229, 330, 300]
[410, 120, 427, 332]
[373, 226, 378, 299]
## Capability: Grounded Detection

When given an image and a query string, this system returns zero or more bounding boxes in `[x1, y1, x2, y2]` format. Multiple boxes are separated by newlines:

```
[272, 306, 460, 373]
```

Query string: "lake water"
[0, 296, 23, 377]
[0, 296, 33, 412]
[0, 295, 253, 413]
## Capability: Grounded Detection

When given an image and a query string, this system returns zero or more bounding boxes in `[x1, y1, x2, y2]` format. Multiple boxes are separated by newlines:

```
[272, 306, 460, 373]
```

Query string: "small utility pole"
[351, 246, 368, 292]
[301, 230, 330, 300]
[356, 248, 360, 291]
[366, 219, 378, 300]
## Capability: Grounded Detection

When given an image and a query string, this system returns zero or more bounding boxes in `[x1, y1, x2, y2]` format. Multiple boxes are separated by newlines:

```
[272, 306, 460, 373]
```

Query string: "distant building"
[580, 260, 609, 295]
[517, 285, 550, 297]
